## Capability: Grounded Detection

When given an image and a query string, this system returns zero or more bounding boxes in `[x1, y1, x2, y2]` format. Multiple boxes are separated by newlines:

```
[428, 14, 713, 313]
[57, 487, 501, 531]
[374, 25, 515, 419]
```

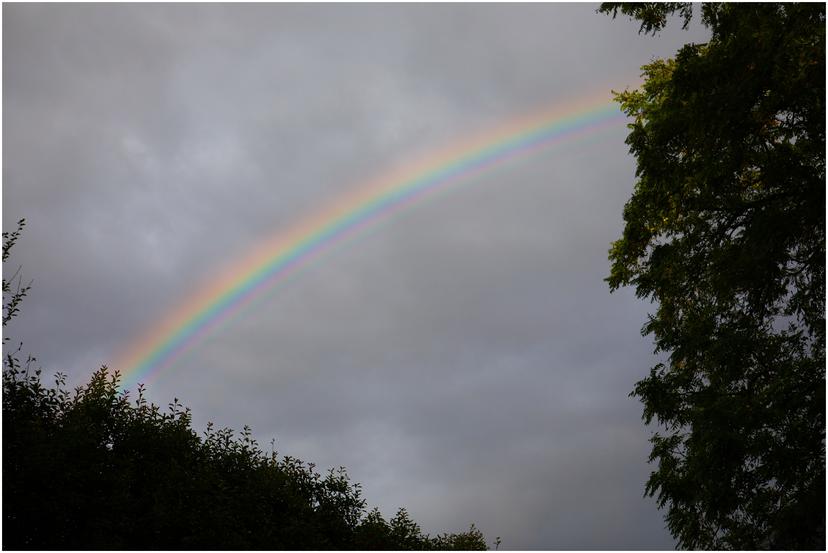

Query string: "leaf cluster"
[602, 3, 825, 549]
[3, 219, 32, 331]
[3, 366, 488, 550]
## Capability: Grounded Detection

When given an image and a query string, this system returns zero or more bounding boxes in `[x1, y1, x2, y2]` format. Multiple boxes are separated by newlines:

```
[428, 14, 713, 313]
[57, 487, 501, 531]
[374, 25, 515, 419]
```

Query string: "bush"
[2, 367, 487, 549]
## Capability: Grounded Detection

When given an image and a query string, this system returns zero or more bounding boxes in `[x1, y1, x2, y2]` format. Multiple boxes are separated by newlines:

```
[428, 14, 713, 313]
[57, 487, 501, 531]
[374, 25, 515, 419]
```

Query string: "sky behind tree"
[3, 4, 710, 549]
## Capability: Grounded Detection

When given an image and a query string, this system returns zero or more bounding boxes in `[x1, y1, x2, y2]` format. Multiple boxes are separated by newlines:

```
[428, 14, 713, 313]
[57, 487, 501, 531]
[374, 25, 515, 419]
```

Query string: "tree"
[3, 367, 489, 550]
[601, 3, 825, 549]
[3, 219, 33, 343]
[2, 222, 488, 550]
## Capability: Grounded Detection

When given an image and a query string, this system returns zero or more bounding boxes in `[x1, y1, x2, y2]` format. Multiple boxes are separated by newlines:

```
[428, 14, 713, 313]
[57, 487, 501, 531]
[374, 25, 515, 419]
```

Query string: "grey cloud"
[4, 3, 710, 549]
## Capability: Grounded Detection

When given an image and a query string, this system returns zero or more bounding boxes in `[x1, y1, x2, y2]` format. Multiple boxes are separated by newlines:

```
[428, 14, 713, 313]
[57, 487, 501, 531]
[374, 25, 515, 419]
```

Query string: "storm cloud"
[3, 4, 710, 549]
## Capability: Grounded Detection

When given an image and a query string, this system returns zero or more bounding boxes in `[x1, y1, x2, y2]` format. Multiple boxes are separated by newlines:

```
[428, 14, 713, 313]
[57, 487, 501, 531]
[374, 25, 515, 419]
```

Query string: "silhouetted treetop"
[602, 2, 824, 549]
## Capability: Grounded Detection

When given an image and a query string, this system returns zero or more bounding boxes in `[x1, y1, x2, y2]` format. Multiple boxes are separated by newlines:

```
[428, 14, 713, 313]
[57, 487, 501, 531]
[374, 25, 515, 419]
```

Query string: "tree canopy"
[2, 219, 488, 550]
[601, 3, 825, 549]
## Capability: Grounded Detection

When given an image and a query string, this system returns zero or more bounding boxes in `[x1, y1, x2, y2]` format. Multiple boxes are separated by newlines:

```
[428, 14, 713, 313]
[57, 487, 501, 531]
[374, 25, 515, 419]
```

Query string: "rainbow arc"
[115, 91, 627, 391]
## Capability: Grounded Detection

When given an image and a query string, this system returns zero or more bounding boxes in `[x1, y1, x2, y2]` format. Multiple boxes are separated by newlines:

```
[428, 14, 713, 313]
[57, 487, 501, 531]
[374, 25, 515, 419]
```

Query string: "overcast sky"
[3, 4, 711, 549]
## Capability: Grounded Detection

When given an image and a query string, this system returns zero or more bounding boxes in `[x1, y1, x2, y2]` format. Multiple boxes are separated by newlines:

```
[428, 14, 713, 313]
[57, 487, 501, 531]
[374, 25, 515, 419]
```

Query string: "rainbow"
[115, 91, 627, 391]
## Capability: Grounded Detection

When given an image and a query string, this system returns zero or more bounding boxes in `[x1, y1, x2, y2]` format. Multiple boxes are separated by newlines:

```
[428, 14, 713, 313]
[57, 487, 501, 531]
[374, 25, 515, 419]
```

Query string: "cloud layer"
[4, 4, 710, 548]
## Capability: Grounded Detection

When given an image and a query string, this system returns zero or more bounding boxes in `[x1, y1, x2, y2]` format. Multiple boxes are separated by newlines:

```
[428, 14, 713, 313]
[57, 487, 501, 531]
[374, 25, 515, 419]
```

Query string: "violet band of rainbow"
[115, 93, 627, 392]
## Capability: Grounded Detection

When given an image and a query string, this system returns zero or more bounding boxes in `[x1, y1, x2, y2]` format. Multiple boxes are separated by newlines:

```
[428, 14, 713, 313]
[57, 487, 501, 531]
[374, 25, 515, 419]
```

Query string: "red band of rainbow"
[115, 91, 628, 391]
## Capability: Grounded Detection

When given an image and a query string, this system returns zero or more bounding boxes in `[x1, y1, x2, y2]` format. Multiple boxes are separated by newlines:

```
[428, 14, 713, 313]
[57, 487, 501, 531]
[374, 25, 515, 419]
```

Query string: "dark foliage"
[2, 223, 487, 550]
[601, 3, 825, 549]
[3, 219, 32, 332]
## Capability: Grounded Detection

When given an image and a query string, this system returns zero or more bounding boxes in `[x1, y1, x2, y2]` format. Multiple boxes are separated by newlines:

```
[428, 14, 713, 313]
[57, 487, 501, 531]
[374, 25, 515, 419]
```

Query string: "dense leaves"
[2, 224, 487, 550]
[601, 3, 825, 549]
[3, 366, 486, 550]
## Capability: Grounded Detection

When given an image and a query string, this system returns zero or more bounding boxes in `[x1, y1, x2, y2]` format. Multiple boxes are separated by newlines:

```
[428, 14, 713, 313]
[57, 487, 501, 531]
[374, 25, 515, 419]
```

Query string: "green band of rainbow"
[115, 92, 627, 391]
